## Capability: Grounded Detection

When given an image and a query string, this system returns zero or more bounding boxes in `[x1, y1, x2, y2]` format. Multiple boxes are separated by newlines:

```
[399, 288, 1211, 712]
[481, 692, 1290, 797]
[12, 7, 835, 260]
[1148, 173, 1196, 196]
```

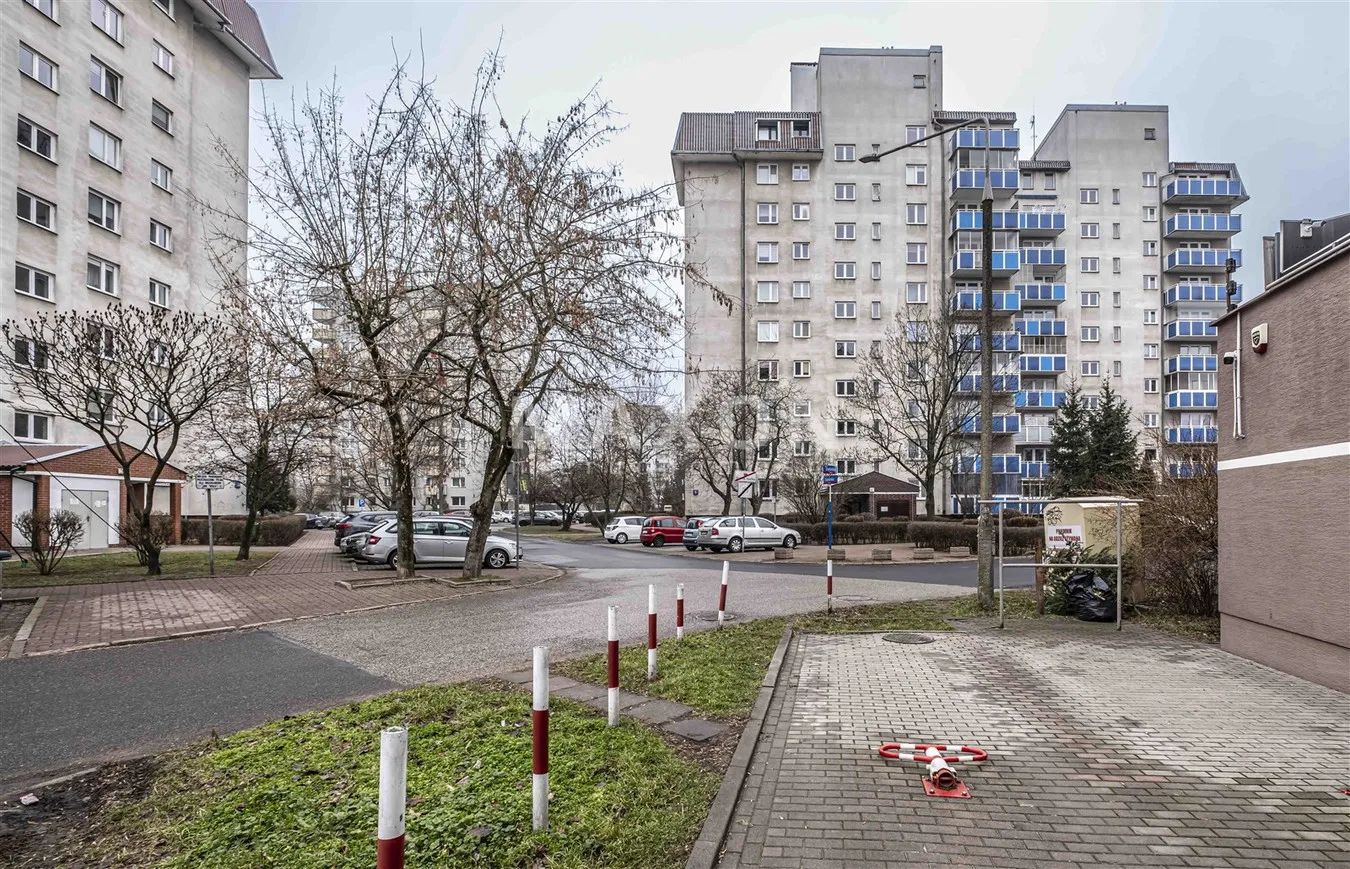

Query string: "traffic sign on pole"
[194, 474, 227, 491]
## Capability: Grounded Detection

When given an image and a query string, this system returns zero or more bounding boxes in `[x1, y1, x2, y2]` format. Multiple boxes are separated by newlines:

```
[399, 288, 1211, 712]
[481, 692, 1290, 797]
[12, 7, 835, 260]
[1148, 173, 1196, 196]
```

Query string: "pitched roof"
[672, 112, 734, 154]
[829, 471, 921, 495]
[933, 110, 1017, 124]
[190, 0, 280, 79]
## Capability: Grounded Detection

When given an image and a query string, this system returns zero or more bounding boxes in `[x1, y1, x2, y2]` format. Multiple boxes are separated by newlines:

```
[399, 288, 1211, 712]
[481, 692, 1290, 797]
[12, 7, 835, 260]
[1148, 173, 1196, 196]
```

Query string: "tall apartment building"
[673, 47, 1247, 515]
[4, 0, 278, 526]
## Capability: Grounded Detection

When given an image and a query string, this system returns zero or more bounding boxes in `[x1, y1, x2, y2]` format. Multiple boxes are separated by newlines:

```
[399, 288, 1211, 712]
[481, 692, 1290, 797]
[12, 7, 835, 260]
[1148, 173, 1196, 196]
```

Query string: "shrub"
[14, 509, 85, 575]
[180, 514, 307, 547]
[783, 521, 907, 546]
[840, 512, 876, 523]
[119, 512, 176, 566]
[908, 521, 1040, 554]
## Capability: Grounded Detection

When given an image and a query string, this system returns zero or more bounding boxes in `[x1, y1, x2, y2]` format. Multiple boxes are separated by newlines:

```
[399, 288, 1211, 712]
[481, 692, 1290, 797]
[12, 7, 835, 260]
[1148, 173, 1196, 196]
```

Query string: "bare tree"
[617, 397, 672, 513]
[837, 304, 980, 518]
[745, 381, 804, 515]
[684, 376, 802, 516]
[13, 510, 85, 575]
[0, 307, 237, 574]
[683, 383, 738, 516]
[776, 456, 826, 523]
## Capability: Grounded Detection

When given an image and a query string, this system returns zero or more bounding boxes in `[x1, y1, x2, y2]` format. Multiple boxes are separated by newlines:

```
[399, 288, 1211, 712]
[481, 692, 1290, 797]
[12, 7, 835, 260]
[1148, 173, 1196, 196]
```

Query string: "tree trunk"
[463, 434, 513, 579]
[718, 490, 732, 516]
[146, 544, 162, 576]
[385, 411, 418, 580]
[237, 507, 258, 560]
[924, 469, 937, 519]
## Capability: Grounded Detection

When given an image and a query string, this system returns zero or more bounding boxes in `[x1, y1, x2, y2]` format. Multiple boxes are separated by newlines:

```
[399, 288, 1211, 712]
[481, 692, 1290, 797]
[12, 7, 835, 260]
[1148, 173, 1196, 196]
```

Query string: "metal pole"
[976, 119, 996, 612]
[997, 505, 1004, 629]
[1115, 502, 1123, 632]
[513, 457, 520, 557]
[206, 488, 215, 577]
[826, 485, 834, 550]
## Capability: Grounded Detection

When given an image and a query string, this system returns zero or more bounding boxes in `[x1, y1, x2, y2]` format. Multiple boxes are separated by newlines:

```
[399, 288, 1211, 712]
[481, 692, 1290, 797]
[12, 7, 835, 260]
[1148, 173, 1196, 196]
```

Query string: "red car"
[640, 516, 685, 547]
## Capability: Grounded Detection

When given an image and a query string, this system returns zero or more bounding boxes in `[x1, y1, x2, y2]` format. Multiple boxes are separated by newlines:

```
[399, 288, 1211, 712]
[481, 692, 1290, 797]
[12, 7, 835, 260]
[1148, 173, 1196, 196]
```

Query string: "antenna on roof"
[1030, 99, 1037, 153]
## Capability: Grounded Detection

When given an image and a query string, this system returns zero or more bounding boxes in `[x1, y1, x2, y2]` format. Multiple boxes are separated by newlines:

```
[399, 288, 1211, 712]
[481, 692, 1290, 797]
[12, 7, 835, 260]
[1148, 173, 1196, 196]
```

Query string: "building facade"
[673, 47, 1248, 515]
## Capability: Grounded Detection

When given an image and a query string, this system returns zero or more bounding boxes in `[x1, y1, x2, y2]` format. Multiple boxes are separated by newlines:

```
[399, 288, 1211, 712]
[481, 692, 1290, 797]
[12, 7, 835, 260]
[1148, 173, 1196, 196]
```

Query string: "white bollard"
[606, 605, 619, 727]
[377, 726, 407, 869]
[827, 558, 834, 613]
[532, 646, 549, 832]
[718, 561, 729, 629]
[676, 583, 685, 642]
[647, 584, 658, 680]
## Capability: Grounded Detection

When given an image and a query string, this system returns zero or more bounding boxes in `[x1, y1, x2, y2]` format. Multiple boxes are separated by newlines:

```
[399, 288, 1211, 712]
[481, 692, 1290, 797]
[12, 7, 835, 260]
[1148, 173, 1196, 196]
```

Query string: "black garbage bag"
[1064, 570, 1116, 622]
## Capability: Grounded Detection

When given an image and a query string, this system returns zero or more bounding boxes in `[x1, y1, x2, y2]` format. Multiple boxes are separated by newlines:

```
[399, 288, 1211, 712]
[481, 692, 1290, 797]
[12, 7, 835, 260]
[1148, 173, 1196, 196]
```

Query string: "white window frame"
[1080, 257, 1100, 273]
[793, 440, 813, 457]
[19, 44, 58, 91]
[1142, 172, 1158, 188]
[1044, 173, 1056, 190]
[905, 164, 927, 186]
[88, 123, 122, 169]
[756, 163, 778, 184]
[1080, 188, 1099, 204]
[835, 380, 858, 398]
[150, 219, 173, 251]
[792, 360, 810, 378]
[906, 203, 927, 225]
[18, 116, 57, 161]
[1144, 343, 1159, 359]
[1143, 309, 1158, 325]
[870, 262, 881, 280]
[17, 189, 55, 230]
[149, 279, 170, 308]
[1143, 240, 1158, 256]
[871, 222, 881, 240]
[756, 242, 778, 264]
[790, 119, 811, 138]
[1143, 274, 1159, 290]
[1143, 378, 1160, 394]
[834, 261, 856, 280]
[834, 222, 856, 240]
[836, 419, 858, 436]
[756, 281, 779, 303]
[152, 101, 174, 134]
[88, 189, 120, 233]
[792, 400, 811, 418]
[870, 301, 882, 320]
[906, 243, 927, 265]
[791, 320, 810, 339]
[905, 125, 927, 144]
[1111, 189, 1121, 205]
[90, 57, 122, 105]
[13, 410, 53, 443]
[757, 321, 779, 343]
[1112, 257, 1122, 274]
[1112, 222, 1121, 239]
[757, 360, 779, 382]
[1143, 412, 1159, 428]
[834, 144, 856, 162]
[791, 163, 809, 181]
[1080, 361, 1100, 377]
[1113, 361, 1123, 377]
[833, 183, 856, 201]
[792, 242, 811, 260]
[871, 182, 881, 202]
[152, 41, 175, 76]
[1081, 326, 1100, 342]
[833, 301, 857, 319]
[91, 0, 124, 42]
[1112, 291, 1122, 307]
[1113, 326, 1123, 342]
[87, 255, 119, 296]
[755, 121, 780, 143]
[1142, 206, 1158, 222]
[14, 262, 54, 301]
[791, 202, 809, 221]
[906, 282, 928, 304]
[24, 0, 57, 21]
[791, 281, 811, 299]
[1081, 222, 1099, 239]
[1021, 171, 1034, 190]
[835, 340, 856, 359]
[151, 0, 174, 16]
[1080, 291, 1100, 307]
[756, 203, 778, 225]
[912, 74, 926, 88]
[151, 160, 173, 192]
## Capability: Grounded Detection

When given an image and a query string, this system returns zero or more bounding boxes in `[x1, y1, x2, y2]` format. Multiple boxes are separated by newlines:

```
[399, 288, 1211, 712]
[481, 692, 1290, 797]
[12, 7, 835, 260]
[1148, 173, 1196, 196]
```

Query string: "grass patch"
[6, 550, 278, 587]
[1135, 610, 1220, 644]
[45, 684, 716, 869]
[515, 527, 603, 541]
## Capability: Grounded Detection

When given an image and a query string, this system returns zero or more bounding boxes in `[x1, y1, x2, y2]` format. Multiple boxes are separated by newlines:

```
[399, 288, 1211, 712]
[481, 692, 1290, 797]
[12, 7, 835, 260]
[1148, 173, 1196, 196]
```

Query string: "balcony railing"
[1165, 354, 1218, 375]
[955, 331, 1019, 353]
[950, 250, 1021, 276]
[1017, 283, 1066, 304]
[1017, 211, 1066, 235]
[958, 374, 1020, 393]
[1165, 390, 1218, 409]
[1019, 354, 1067, 374]
[950, 210, 1020, 233]
[1164, 248, 1242, 272]
[1166, 283, 1242, 306]
[1019, 247, 1067, 268]
[1163, 177, 1248, 204]
[1015, 390, 1066, 409]
[950, 170, 1020, 199]
[1015, 424, 1054, 445]
[1167, 461, 1213, 479]
[950, 128, 1020, 152]
[953, 454, 1022, 475]
[951, 289, 1021, 312]
[1164, 213, 1242, 238]
[1166, 426, 1218, 444]
[1021, 461, 1050, 479]
[958, 414, 1021, 435]
[1164, 319, 1218, 341]
[1015, 318, 1067, 337]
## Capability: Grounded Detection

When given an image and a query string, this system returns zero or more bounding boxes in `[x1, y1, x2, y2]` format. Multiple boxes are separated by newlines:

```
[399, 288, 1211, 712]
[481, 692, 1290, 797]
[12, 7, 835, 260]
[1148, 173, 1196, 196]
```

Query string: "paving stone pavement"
[718, 620, 1350, 869]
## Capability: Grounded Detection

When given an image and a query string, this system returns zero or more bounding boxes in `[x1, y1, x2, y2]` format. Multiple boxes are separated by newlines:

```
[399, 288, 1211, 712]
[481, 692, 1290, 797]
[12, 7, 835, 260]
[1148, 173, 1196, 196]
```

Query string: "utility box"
[1043, 497, 1143, 601]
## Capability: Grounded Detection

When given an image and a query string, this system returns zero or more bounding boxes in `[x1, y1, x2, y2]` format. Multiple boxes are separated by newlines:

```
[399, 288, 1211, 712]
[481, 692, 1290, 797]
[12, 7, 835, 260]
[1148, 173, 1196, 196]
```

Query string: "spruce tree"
[1049, 381, 1093, 496]
[1087, 378, 1140, 491]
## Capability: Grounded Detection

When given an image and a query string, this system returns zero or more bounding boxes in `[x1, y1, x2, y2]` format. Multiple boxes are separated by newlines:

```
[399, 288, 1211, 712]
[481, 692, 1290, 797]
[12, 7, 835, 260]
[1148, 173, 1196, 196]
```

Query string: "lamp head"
[859, 153, 880, 164]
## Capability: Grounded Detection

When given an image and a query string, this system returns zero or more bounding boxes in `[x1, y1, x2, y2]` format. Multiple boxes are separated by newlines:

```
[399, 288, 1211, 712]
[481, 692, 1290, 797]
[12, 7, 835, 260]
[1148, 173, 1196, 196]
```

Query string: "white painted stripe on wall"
[1217, 441, 1350, 471]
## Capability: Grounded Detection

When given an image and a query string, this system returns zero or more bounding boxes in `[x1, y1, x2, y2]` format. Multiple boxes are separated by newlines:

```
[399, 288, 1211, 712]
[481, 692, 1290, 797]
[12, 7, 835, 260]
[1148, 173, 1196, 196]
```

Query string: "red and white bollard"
[647, 584, 658, 680]
[377, 725, 407, 869]
[676, 583, 685, 642]
[827, 559, 834, 613]
[718, 561, 728, 629]
[532, 646, 549, 831]
[606, 605, 619, 727]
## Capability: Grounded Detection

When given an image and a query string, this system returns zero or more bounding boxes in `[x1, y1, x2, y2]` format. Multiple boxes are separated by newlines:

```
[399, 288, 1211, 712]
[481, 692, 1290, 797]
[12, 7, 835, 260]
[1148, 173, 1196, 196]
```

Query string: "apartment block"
[672, 47, 1248, 515]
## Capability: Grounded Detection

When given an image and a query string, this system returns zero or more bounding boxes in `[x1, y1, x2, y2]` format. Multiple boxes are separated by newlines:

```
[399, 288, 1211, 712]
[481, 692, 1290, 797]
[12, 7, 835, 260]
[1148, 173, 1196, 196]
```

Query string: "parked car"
[359, 517, 520, 570]
[491, 510, 513, 524]
[603, 516, 646, 544]
[640, 516, 686, 547]
[682, 517, 715, 551]
[534, 510, 563, 526]
[333, 511, 396, 546]
[697, 516, 799, 553]
[304, 513, 325, 529]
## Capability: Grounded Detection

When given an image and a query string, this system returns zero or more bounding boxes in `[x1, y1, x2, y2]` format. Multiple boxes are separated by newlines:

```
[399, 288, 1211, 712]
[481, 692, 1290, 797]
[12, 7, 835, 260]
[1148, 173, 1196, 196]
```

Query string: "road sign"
[822, 463, 837, 473]
[734, 469, 757, 499]
[822, 472, 839, 486]
[358, 498, 368, 509]
[194, 474, 226, 491]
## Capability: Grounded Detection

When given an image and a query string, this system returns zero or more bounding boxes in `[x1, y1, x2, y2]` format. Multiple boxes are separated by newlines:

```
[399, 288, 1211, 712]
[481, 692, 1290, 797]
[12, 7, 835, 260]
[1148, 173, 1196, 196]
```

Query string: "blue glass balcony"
[949, 210, 1019, 233]
[1164, 319, 1218, 341]
[1164, 248, 1241, 272]
[950, 128, 1020, 152]
[1015, 390, 1066, 409]
[1015, 318, 1067, 337]
[958, 374, 1020, 393]
[951, 289, 1021, 312]
[1166, 283, 1242, 306]
[1166, 426, 1218, 444]
[1167, 461, 1212, 479]
[1015, 423, 1054, 445]
[950, 250, 1021, 277]
[1019, 354, 1067, 374]
[1163, 177, 1249, 205]
[958, 414, 1021, 435]
[1165, 390, 1218, 409]
[1022, 461, 1050, 480]
[1018, 211, 1066, 236]
[1019, 247, 1066, 268]
[1164, 213, 1242, 239]
[956, 331, 1020, 353]
[950, 170, 1020, 200]
[953, 454, 1022, 475]
[1164, 354, 1219, 375]
[1017, 283, 1066, 305]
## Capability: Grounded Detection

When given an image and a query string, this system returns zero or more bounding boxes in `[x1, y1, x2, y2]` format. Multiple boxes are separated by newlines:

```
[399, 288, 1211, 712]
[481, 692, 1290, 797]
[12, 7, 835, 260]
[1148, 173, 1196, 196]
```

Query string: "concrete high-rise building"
[672, 47, 1247, 515]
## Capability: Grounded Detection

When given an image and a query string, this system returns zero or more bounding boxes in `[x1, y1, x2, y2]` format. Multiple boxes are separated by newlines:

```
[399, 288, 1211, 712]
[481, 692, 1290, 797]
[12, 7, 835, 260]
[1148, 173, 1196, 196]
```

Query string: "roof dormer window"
[756, 120, 780, 142]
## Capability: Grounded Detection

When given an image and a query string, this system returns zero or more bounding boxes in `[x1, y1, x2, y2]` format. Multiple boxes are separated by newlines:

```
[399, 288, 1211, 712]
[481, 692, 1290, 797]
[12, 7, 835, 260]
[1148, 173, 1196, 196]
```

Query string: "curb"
[7, 596, 47, 659]
[685, 625, 793, 869]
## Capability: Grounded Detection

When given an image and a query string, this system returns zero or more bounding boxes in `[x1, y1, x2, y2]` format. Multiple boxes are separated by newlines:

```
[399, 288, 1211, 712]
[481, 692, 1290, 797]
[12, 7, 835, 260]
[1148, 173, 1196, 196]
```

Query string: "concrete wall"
[1215, 253, 1350, 692]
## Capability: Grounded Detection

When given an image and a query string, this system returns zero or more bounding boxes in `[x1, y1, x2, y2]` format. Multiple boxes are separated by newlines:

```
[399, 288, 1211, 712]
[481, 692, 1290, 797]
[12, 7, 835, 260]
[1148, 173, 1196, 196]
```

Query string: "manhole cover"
[882, 633, 937, 644]
[831, 594, 874, 602]
[690, 611, 741, 623]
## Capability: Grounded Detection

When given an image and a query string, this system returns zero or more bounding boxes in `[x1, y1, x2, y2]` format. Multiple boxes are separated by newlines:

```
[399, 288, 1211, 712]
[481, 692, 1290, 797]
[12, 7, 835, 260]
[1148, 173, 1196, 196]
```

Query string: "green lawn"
[5, 550, 278, 587]
[514, 526, 603, 542]
[42, 684, 717, 869]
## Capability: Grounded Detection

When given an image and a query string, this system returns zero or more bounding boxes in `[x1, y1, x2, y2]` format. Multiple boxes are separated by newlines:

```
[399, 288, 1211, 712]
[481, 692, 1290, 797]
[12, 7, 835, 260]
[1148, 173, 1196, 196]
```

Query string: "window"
[149, 279, 169, 308]
[17, 117, 56, 161]
[1142, 206, 1158, 222]
[756, 121, 780, 142]
[1080, 257, 1100, 273]
[792, 163, 809, 181]
[834, 261, 856, 280]
[905, 125, 927, 144]
[1112, 222, 1121, 239]
[89, 124, 122, 169]
[1143, 412, 1159, 428]
[1142, 172, 1158, 187]
[1143, 309, 1158, 324]
[1081, 326, 1100, 342]
[1144, 343, 1159, 359]
[793, 242, 811, 260]
[1143, 127, 1157, 141]
[757, 360, 778, 381]
[906, 320, 928, 342]
[870, 262, 881, 280]
[756, 163, 779, 184]
[1111, 188, 1121, 205]
[90, 57, 122, 104]
[792, 400, 811, 417]
[149, 340, 170, 367]
[87, 324, 115, 359]
[836, 419, 858, 437]
[151, 160, 173, 192]
[1021, 171, 1034, 190]
[1112, 257, 1122, 274]
[906, 203, 927, 225]
[757, 321, 779, 343]
[835, 222, 856, 240]
[756, 242, 778, 264]
[20, 44, 58, 90]
[791, 202, 809, 220]
[829, 340, 855, 359]
[16, 189, 55, 230]
[1143, 378, 1159, 394]
[1143, 274, 1158, 290]
[14, 337, 50, 371]
[150, 220, 172, 250]
[88, 189, 120, 232]
[838, 459, 857, 474]
[152, 41, 175, 75]
[834, 301, 857, 319]
[792, 360, 810, 378]
[151, 0, 173, 14]
[913, 74, 926, 88]
[1113, 361, 1122, 377]
[1080, 291, 1100, 307]
[792, 320, 810, 338]
[1044, 173, 1056, 191]
[791, 281, 811, 299]
[906, 243, 927, 264]
[1081, 222, 1099, 239]
[1083, 395, 1101, 411]
[1080, 188, 1099, 204]
[87, 255, 119, 295]
[24, 0, 57, 19]
[13, 410, 52, 442]
[835, 380, 858, 397]
[449, 476, 466, 488]
[1143, 240, 1158, 256]
[871, 222, 881, 240]
[870, 301, 882, 320]
[834, 183, 855, 201]
[793, 440, 813, 456]
[791, 119, 811, 138]
[834, 144, 856, 162]
[152, 101, 174, 134]
[15, 263, 54, 301]
[905, 165, 926, 185]
[870, 182, 881, 202]
[757, 281, 779, 303]
[1113, 326, 1122, 342]
[92, 0, 124, 40]
[756, 203, 778, 224]
[1112, 291, 1122, 307]
[905, 282, 928, 303]
[1080, 361, 1100, 377]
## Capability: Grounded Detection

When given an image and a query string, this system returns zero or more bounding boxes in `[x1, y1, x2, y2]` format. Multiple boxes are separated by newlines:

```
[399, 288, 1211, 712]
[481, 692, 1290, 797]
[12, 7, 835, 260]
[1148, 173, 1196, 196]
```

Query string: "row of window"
[25, 0, 177, 31]
[1079, 211, 1159, 237]
[755, 242, 929, 267]
[755, 204, 930, 226]
[754, 281, 931, 304]
[16, 259, 171, 307]
[18, 187, 174, 247]
[1022, 175, 1159, 194]
[756, 163, 927, 188]
[20, 44, 178, 133]
[18, 115, 177, 196]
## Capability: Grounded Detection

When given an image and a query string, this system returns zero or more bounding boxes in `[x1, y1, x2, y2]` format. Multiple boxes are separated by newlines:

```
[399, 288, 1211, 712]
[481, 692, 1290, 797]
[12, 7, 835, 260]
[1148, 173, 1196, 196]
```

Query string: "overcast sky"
[252, 0, 1349, 291]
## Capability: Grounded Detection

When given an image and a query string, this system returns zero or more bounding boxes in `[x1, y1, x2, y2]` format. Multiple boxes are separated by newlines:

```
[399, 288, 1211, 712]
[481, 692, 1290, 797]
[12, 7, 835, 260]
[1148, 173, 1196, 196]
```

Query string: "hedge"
[908, 521, 1040, 554]
[181, 514, 307, 547]
[784, 521, 908, 546]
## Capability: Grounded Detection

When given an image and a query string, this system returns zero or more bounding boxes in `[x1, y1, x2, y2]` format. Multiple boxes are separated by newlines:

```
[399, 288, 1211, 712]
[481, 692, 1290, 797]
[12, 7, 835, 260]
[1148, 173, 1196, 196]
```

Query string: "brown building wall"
[1215, 251, 1350, 693]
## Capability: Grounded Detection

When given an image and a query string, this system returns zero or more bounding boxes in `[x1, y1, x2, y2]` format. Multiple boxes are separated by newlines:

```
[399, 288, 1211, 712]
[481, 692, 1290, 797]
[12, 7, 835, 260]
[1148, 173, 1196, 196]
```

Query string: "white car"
[604, 515, 646, 544]
[359, 516, 520, 570]
[697, 516, 799, 553]
[491, 510, 513, 524]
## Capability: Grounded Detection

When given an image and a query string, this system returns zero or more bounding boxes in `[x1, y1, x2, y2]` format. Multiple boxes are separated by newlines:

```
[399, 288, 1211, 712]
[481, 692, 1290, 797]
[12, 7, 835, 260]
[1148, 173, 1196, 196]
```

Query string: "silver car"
[359, 517, 520, 570]
[697, 516, 799, 553]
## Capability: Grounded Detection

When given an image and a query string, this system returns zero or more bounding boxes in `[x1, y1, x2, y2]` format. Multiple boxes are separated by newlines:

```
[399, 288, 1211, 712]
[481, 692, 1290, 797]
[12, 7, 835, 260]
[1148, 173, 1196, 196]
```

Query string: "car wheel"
[641, 541, 650, 547]
[653, 536, 665, 547]
[685, 545, 698, 551]
[616, 532, 628, 544]
[728, 536, 744, 553]
[485, 549, 509, 569]
[783, 534, 798, 549]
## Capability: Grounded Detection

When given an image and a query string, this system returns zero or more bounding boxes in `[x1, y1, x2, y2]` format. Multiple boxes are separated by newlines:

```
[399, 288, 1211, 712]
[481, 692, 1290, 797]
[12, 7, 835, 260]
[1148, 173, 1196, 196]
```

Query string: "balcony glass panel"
[1163, 178, 1247, 201]
[1021, 461, 1050, 479]
[1165, 390, 1218, 409]
[1017, 212, 1066, 233]
[1015, 318, 1067, 337]
[1015, 390, 1066, 408]
[953, 454, 1022, 474]
[1019, 354, 1067, 373]
[1017, 283, 1066, 304]
[958, 374, 1020, 393]
[951, 290, 1021, 312]
[950, 250, 1021, 275]
[950, 170, 1020, 195]
[1166, 283, 1242, 306]
[1015, 424, 1054, 444]
[950, 210, 1018, 232]
[950, 128, 1020, 151]
[1166, 426, 1218, 444]
[1164, 320, 1219, 341]
[1164, 248, 1242, 271]
[1164, 213, 1241, 236]
[958, 414, 1021, 435]
[1164, 354, 1219, 375]
[1019, 247, 1066, 267]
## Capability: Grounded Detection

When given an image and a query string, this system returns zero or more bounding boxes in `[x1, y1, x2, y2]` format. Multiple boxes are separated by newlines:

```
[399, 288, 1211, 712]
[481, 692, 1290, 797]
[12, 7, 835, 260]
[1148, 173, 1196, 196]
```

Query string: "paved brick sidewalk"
[8, 532, 554, 656]
[719, 621, 1350, 868]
